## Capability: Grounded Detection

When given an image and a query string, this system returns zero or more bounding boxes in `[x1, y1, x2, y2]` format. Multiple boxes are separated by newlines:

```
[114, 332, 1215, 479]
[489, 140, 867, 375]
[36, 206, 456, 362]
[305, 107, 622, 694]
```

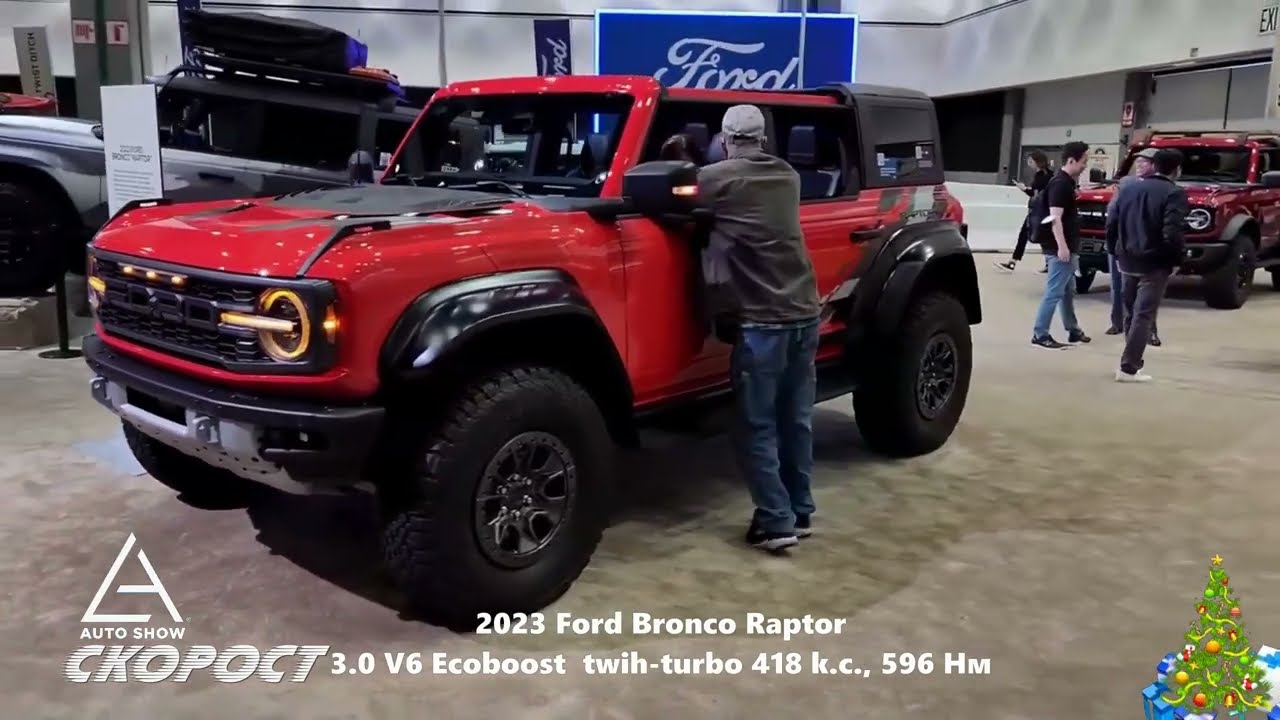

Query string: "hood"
[92, 185, 515, 277]
[0, 114, 101, 146]
[1077, 178, 1239, 205]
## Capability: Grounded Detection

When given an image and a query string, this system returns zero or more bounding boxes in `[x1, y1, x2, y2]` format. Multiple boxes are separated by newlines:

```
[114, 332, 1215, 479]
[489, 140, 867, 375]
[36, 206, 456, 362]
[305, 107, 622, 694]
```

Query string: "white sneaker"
[1114, 369, 1153, 383]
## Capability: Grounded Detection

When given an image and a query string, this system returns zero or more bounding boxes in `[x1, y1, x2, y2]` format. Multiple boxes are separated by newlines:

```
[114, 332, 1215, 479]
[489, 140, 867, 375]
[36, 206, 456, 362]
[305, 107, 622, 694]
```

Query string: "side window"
[1259, 149, 1280, 176]
[641, 100, 733, 165]
[770, 106, 856, 201]
[863, 103, 942, 187]
[375, 116, 413, 170]
[256, 102, 360, 170]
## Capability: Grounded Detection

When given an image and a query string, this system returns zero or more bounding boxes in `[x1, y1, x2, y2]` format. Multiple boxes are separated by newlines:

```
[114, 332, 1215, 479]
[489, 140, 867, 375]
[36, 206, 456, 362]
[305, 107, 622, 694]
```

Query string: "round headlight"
[257, 289, 311, 361]
[1186, 208, 1212, 231]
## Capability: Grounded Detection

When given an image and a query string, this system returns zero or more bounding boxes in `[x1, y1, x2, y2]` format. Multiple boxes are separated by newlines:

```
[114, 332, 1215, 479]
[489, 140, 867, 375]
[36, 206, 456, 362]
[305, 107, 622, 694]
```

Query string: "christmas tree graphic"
[1162, 554, 1273, 715]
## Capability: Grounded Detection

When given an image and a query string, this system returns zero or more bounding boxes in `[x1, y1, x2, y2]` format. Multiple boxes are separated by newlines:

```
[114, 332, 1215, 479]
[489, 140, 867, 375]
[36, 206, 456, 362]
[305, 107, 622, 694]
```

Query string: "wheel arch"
[379, 270, 636, 446]
[0, 160, 87, 272]
[1221, 214, 1260, 247]
[870, 224, 982, 335]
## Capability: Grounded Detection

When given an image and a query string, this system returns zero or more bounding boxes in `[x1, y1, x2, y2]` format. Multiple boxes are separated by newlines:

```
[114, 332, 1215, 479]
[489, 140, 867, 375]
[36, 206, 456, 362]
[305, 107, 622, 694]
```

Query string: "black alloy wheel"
[474, 431, 575, 568]
[915, 334, 958, 421]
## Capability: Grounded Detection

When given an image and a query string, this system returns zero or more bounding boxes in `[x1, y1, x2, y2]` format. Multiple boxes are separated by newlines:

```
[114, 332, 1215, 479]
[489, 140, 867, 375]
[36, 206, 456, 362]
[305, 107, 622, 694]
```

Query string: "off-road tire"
[379, 367, 613, 628]
[854, 292, 973, 458]
[122, 421, 254, 504]
[1075, 269, 1097, 295]
[1202, 236, 1256, 310]
[0, 181, 68, 297]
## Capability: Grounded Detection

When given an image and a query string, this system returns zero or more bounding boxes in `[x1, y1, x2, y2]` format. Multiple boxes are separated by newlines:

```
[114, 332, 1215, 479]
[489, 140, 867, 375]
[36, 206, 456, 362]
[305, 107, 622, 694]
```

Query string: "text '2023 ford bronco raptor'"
[83, 76, 981, 625]
[1077, 129, 1280, 308]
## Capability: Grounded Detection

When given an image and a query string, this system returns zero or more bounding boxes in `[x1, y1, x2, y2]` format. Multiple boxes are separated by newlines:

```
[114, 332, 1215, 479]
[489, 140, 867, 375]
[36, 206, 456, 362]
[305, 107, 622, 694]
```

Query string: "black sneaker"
[745, 524, 799, 551]
[1038, 264, 1049, 274]
[994, 260, 1016, 272]
[1149, 333, 1162, 347]
[1032, 335, 1067, 349]
[1067, 329, 1092, 344]
[795, 514, 812, 539]
[1105, 326, 1122, 336]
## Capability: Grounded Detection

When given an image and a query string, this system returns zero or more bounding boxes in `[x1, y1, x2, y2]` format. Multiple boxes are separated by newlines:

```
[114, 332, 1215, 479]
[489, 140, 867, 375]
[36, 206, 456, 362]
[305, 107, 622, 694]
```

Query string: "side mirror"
[1089, 168, 1106, 183]
[348, 151, 375, 185]
[622, 160, 700, 218]
[1262, 171, 1280, 189]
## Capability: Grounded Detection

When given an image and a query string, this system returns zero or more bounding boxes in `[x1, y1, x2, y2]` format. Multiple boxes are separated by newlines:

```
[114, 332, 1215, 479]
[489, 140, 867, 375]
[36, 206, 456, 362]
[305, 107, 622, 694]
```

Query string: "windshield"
[1117, 147, 1251, 183]
[384, 93, 632, 197]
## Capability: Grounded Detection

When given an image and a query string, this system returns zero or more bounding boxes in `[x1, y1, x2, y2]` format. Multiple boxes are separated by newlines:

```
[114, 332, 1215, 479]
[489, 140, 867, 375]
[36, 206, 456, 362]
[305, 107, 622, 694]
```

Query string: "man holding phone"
[1030, 142, 1093, 349]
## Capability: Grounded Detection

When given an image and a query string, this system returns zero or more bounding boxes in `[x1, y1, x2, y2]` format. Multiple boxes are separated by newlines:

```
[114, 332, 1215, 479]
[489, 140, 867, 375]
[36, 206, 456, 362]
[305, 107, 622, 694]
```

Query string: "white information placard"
[100, 84, 163, 216]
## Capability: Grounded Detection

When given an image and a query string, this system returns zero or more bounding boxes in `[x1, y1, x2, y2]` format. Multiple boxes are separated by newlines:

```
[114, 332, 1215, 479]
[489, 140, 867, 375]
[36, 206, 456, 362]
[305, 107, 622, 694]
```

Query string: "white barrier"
[945, 182, 1028, 253]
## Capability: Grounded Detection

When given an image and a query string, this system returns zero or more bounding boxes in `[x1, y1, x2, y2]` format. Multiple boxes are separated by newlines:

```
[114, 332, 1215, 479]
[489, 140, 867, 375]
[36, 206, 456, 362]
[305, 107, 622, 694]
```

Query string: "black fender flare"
[379, 269, 626, 385]
[844, 221, 981, 337]
[1218, 214, 1259, 247]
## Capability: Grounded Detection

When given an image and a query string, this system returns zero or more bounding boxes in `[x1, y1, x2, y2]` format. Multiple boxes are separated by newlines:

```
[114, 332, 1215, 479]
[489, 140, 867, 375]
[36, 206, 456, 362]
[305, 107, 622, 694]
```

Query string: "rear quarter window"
[862, 103, 944, 188]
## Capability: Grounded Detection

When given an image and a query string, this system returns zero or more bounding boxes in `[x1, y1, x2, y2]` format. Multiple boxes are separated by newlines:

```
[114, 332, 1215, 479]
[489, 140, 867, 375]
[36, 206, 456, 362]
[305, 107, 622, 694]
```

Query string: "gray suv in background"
[0, 53, 424, 298]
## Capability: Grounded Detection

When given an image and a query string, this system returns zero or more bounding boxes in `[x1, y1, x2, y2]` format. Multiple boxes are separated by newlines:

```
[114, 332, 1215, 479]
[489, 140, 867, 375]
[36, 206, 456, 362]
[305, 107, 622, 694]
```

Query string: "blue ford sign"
[594, 9, 857, 90]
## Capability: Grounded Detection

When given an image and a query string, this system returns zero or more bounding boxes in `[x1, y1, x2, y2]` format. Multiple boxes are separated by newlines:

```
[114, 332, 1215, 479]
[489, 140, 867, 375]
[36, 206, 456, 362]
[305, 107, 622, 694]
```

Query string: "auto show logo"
[66, 533, 329, 683]
[595, 9, 858, 90]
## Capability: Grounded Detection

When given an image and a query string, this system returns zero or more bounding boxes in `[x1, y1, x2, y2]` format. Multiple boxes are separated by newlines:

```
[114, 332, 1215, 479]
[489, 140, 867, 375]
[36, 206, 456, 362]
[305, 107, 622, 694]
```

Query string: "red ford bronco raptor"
[1077, 129, 1280, 308]
[83, 76, 981, 625]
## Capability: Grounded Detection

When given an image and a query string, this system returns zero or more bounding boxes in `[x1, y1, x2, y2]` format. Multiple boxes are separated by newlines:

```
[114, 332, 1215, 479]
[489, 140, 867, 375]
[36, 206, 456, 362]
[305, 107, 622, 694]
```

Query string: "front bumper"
[84, 334, 384, 493]
[1076, 238, 1232, 275]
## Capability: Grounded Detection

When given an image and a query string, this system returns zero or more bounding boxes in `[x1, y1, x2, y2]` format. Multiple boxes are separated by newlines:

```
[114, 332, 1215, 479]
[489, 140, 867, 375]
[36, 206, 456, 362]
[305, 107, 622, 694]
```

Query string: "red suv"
[1077, 130, 1280, 308]
[83, 76, 981, 624]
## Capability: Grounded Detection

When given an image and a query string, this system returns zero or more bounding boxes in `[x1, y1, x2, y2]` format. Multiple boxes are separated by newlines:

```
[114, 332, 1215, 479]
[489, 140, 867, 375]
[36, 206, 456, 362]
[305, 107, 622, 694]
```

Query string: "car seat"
[706, 131, 727, 163]
[787, 126, 840, 199]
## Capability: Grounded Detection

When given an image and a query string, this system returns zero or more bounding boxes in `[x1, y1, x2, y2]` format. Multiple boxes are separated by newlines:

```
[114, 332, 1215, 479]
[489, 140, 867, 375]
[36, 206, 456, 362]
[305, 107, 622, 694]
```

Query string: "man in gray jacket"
[1106, 147, 1160, 344]
[698, 105, 821, 551]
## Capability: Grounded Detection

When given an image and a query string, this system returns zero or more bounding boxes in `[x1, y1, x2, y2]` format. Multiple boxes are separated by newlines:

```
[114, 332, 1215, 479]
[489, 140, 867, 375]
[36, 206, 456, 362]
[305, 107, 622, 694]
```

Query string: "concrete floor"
[2, 263, 1279, 719]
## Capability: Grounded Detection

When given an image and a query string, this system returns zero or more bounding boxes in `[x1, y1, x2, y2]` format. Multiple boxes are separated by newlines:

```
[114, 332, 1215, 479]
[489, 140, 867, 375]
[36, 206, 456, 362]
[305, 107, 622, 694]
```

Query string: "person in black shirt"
[1107, 149, 1188, 382]
[995, 150, 1053, 272]
[1031, 142, 1093, 349]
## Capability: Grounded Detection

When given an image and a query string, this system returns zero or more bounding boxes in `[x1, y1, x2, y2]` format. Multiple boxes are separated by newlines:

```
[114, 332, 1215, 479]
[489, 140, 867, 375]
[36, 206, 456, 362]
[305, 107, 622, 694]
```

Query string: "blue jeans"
[730, 321, 820, 534]
[1033, 254, 1081, 338]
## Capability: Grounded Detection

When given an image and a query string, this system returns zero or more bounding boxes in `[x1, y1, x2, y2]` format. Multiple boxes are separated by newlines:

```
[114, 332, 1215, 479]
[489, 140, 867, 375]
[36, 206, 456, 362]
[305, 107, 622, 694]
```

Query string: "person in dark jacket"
[995, 151, 1053, 272]
[1104, 147, 1161, 344]
[698, 104, 821, 551]
[1106, 149, 1188, 383]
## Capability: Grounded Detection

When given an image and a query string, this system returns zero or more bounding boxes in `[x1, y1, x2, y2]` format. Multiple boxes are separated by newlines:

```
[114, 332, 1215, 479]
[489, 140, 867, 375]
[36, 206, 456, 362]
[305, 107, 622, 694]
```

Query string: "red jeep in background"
[1077, 129, 1280, 308]
[82, 76, 980, 625]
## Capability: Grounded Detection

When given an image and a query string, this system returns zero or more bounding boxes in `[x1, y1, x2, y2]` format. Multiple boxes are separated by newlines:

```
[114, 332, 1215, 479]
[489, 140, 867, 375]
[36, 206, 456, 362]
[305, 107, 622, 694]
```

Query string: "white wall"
[1020, 72, 1127, 148]
[1, 0, 1276, 96]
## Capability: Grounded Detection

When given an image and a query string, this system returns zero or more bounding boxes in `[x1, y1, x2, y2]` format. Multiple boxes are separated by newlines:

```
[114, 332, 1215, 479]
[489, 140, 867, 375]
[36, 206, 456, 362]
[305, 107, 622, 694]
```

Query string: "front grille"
[94, 257, 269, 367]
[1078, 202, 1108, 232]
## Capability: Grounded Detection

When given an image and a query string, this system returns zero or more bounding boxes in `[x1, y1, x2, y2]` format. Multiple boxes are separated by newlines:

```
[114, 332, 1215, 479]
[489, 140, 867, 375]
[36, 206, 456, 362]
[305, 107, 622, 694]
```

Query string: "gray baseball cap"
[722, 105, 766, 143]
[1135, 147, 1160, 159]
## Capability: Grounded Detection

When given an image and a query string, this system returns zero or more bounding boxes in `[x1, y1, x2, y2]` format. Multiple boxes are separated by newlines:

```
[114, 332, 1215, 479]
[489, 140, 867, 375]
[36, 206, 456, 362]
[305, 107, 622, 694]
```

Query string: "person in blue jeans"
[1032, 142, 1093, 348]
[1105, 147, 1161, 346]
[698, 105, 822, 551]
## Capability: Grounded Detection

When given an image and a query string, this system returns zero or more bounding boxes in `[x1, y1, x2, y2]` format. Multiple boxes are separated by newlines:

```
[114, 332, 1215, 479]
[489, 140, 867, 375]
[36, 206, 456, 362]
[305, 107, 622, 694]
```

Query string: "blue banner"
[594, 9, 857, 90]
[177, 0, 202, 66]
[533, 18, 573, 76]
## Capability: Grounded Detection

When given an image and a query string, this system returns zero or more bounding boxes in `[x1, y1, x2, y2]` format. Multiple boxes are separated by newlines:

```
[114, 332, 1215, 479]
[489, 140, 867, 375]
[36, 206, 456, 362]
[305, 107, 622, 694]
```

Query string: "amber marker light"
[322, 305, 340, 343]
[672, 185, 698, 197]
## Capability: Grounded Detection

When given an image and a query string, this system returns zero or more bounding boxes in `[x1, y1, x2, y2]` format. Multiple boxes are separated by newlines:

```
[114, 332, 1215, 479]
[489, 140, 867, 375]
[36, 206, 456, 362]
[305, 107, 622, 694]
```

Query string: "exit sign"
[1261, 0, 1278, 34]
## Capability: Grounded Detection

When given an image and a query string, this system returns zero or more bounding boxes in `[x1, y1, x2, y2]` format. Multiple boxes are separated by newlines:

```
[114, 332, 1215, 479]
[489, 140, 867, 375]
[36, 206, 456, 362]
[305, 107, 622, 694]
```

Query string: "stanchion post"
[38, 275, 83, 360]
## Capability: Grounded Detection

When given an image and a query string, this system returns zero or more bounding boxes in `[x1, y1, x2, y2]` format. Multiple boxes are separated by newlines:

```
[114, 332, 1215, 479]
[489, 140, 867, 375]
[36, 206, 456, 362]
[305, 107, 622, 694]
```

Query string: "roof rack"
[180, 49, 407, 104]
[1131, 128, 1280, 145]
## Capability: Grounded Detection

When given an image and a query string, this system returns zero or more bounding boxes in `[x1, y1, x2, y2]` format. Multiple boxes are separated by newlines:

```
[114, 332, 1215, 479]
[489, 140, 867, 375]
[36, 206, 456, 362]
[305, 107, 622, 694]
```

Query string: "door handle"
[197, 171, 235, 183]
[849, 227, 882, 243]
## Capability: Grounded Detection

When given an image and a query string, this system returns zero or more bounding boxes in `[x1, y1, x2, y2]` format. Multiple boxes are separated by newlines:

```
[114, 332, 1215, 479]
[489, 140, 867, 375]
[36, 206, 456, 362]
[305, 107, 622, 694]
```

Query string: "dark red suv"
[83, 76, 981, 624]
[1077, 130, 1280, 308]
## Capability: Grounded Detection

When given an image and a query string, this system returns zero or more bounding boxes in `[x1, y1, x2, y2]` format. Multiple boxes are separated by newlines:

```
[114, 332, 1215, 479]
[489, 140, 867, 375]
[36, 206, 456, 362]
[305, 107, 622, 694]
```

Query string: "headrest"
[706, 132, 727, 163]
[787, 126, 817, 166]
[682, 123, 710, 151]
